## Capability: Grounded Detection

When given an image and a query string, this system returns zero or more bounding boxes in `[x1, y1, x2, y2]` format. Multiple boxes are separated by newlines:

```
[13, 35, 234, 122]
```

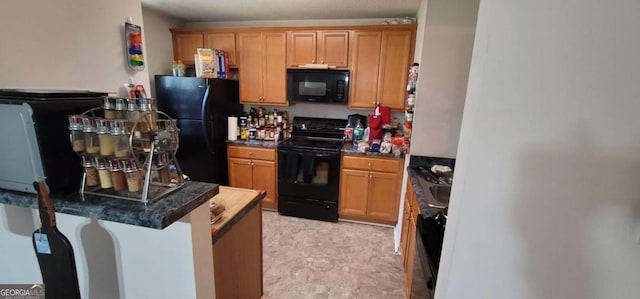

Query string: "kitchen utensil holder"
[73, 107, 185, 204]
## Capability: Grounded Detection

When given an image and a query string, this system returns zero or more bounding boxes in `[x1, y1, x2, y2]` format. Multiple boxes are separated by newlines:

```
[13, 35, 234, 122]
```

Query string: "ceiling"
[141, 0, 422, 22]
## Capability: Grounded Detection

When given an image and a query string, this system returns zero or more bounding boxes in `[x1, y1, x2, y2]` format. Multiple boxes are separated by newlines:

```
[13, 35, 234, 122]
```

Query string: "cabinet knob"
[320, 60, 324, 64]
[312, 59, 315, 63]
[368, 162, 371, 166]
[369, 175, 372, 179]
[249, 152, 253, 155]
[251, 162, 255, 166]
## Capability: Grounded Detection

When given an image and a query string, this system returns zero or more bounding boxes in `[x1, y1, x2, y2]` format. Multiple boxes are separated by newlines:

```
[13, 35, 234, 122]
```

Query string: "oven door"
[277, 148, 341, 202]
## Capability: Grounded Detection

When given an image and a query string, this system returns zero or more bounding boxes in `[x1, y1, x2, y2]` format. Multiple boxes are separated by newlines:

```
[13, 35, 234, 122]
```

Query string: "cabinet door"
[228, 157, 253, 189]
[366, 171, 401, 224]
[404, 217, 416, 296]
[339, 169, 369, 218]
[349, 31, 382, 109]
[318, 31, 349, 67]
[262, 32, 288, 105]
[287, 31, 317, 67]
[377, 30, 413, 110]
[173, 33, 204, 65]
[204, 32, 237, 67]
[400, 195, 411, 263]
[252, 159, 278, 210]
[237, 33, 264, 104]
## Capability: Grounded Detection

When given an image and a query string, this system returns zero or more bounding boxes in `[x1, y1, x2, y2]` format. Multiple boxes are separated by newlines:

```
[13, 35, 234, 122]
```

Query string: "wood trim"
[170, 24, 417, 34]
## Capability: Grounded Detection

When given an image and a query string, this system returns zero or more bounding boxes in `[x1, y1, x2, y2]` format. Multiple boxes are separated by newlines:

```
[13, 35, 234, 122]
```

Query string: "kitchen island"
[0, 183, 265, 299]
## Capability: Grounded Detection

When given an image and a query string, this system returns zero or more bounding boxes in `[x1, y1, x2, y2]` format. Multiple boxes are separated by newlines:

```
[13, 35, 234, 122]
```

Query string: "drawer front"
[342, 155, 402, 172]
[228, 145, 276, 161]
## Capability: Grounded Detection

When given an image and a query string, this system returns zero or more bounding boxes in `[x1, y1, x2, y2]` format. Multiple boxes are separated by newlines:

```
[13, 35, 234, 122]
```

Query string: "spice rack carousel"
[68, 98, 185, 204]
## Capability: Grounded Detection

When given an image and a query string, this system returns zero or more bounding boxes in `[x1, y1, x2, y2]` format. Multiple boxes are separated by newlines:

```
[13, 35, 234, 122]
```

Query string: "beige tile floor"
[262, 211, 405, 299]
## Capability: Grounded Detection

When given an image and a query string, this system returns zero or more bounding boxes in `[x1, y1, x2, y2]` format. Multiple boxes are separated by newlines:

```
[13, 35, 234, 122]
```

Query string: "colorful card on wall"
[125, 22, 144, 72]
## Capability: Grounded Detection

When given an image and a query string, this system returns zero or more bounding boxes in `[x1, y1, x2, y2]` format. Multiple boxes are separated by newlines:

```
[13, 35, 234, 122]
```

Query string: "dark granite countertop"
[341, 146, 405, 158]
[0, 181, 219, 229]
[226, 140, 280, 148]
[408, 155, 455, 218]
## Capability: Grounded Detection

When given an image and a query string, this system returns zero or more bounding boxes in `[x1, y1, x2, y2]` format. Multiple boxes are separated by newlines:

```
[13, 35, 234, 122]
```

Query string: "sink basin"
[429, 185, 451, 205]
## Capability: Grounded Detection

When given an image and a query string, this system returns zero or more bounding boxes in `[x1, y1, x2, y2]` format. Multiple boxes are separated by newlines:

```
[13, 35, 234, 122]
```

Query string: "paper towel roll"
[228, 117, 238, 141]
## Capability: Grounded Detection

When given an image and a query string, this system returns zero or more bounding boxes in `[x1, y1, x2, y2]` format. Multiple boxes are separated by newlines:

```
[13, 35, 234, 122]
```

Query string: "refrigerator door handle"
[203, 121, 215, 155]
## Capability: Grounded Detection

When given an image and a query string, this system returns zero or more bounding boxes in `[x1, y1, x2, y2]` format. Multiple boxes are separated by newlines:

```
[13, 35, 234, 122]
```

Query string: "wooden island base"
[210, 186, 265, 299]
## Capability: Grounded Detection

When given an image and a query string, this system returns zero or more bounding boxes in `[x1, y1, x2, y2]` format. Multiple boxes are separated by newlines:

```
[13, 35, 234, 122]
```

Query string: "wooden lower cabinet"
[338, 155, 403, 224]
[400, 179, 419, 297]
[227, 146, 278, 209]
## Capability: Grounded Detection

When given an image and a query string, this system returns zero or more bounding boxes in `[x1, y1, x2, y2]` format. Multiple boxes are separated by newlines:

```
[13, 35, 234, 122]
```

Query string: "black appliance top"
[0, 89, 107, 99]
[279, 117, 347, 152]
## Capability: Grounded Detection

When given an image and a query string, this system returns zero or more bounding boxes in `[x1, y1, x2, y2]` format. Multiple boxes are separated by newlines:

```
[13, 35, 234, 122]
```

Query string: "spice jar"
[122, 159, 142, 192]
[68, 115, 86, 152]
[103, 97, 117, 119]
[95, 118, 114, 156]
[82, 155, 100, 187]
[111, 120, 131, 158]
[82, 117, 100, 154]
[93, 157, 113, 189]
[109, 159, 127, 192]
[114, 98, 128, 119]
[138, 98, 158, 132]
[155, 152, 171, 185]
[126, 98, 141, 126]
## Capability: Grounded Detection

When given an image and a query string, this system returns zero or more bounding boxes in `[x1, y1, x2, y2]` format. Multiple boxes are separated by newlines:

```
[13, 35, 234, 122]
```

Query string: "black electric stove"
[277, 117, 347, 222]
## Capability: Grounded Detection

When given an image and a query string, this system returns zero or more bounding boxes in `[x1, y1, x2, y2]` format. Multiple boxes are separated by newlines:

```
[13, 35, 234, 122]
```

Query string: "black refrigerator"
[155, 75, 243, 185]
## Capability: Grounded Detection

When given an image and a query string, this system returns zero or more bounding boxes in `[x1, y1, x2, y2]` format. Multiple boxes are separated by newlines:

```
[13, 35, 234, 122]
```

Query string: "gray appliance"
[0, 90, 106, 195]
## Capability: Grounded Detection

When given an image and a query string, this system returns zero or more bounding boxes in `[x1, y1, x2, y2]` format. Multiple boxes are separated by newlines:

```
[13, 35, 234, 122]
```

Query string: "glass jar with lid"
[81, 155, 100, 187]
[82, 117, 100, 154]
[103, 97, 117, 119]
[93, 157, 113, 189]
[95, 118, 114, 156]
[111, 119, 131, 158]
[114, 98, 128, 119]
[68, 115, 86, 152]
[138, 98, 158, 132]
[121, 159, 142, 192]
[109, 159, 127, 192]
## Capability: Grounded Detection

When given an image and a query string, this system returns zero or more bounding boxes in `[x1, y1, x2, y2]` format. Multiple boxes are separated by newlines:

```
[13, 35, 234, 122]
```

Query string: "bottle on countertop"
[354, 119, 364, 142]
[343, 122, 354, 142]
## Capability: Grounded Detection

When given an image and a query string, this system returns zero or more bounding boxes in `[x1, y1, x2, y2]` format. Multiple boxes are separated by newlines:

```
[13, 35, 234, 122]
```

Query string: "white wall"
[437, 0, 640, 298]
[185, 18, 395, 28]
[409, 0, 478, 158]
[142, 6, 185, 97]
[0, 0, 150, 95]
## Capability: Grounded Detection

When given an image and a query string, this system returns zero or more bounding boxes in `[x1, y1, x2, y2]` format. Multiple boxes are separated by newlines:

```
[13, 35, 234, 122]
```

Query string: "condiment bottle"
[122, 159, 142, 192]
[68, 115, 86, 152]
[354, 119, 364, 142]
[111, 120, 131, 158]
[114, 98, 128, 119]
[81, 155, 100, 187]
[94, 157, 113, 189]
[82, 117, 100, 154]
[95, 118, 114, 156]
[109, 159, 127, 192]
[103, 97, 117, 119]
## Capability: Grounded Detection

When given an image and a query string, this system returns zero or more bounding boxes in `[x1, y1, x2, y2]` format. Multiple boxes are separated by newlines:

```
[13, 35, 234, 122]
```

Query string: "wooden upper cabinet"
[262, 32, 287, 105]
[287, 31, 317, 67]
[287, 30, 348, 67]
[237, 33, 264, 103]
[349, 29, 414, 110]
[172, 32, 204, 65]
[204, 32, 237, 67]
[237, 32, 287, 105]
[377, 30, 413, 110]
[349, 31, 382, 109]
[318, 31, 349, 67]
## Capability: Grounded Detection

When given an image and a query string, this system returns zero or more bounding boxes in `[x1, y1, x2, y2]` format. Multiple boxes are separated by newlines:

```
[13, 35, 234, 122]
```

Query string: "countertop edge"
[211, 190, 266, 244]
[407, 167, 441, 218]
[0, 182, 219, 230]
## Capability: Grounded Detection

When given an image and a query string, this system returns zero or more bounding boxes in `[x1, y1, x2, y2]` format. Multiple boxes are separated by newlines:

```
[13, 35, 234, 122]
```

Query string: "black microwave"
[286, 69, 349, 104]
